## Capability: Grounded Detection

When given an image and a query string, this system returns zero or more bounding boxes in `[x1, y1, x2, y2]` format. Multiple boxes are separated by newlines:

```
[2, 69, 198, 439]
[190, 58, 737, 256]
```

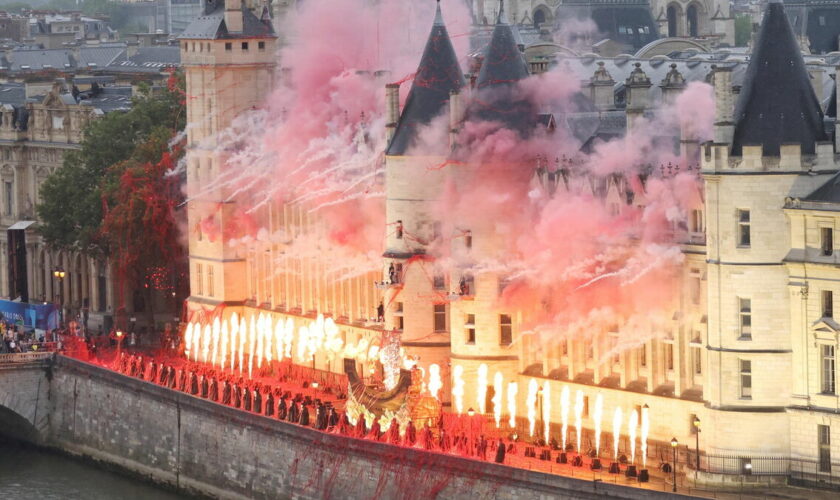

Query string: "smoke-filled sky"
[185, 0, 714, 358]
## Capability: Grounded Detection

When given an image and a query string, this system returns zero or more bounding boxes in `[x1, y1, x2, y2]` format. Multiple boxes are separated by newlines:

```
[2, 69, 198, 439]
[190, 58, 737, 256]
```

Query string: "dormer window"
[258, 41, 265, 50]
[821, 227, 833, 256]
[225, 42, 232, 51]
[241, 42, 249, 50]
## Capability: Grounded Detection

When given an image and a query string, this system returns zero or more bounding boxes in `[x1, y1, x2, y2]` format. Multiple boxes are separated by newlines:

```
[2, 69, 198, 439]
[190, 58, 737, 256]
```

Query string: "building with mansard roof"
[184, 0, 840, 485]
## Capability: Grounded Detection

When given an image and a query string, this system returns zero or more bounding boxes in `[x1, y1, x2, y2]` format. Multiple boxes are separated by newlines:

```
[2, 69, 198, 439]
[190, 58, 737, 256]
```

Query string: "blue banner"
[0, 299, 58, 330]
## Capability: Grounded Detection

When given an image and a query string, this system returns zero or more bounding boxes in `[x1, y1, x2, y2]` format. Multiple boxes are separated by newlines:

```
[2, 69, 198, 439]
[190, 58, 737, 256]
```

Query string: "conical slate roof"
[475, 2, 529, 90]
[730, 2, 827, 156]
[467, 1, 534, 136]
[386, 2, 465, 156]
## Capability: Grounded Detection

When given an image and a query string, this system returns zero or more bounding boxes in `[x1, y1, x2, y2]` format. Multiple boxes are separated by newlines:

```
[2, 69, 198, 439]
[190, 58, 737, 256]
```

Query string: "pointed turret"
[730, 2, 827, 156]
[386, 1, 465, 155]
[475, 0, 529, 90]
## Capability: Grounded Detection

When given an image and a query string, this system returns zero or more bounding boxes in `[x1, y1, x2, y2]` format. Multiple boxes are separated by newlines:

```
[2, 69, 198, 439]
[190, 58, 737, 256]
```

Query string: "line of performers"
[115, 352, 507, 463]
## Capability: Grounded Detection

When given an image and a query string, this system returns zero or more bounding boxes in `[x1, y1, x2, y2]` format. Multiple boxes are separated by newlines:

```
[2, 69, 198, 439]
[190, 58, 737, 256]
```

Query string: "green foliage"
[735, 15, 753, 47]
[36, 71, 186, 256]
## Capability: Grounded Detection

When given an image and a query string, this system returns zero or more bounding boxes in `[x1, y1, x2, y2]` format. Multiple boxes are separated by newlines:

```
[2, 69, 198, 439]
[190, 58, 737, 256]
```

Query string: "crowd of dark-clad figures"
[116, 352, 508, 463]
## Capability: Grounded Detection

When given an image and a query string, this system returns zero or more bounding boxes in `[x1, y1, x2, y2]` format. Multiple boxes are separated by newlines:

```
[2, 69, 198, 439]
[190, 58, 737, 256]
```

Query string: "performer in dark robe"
[327, 406, 339, 429]
[354, 416, 366, 438]
[387, 419, 400, 444]
[315, 403, 327, 430]
[221, 380, 231, 405]
[253, 388, 262, 414]
[200, 374, 209, 398]
[168, 367, 177, 388]
[439, 429, 451, 452]
[420, 423, 433, 450]
[265, 392, 274, 417]
[288, 400, 300, 423]
[456, 433, 468, 455]
[243, 385, 252, 411]
[494, 439, 506, 463]
[278, 398, 288, 420]
[404, 421, 417, 446]
[208, 377, 219, 402]
[368, 421, 382, 441]
[299, 404, 310, 426]
[233, 384, 242, 408]
[156, 364, 165, 385]
[189, 371, 199, 395]
[336, 412, 350, 435]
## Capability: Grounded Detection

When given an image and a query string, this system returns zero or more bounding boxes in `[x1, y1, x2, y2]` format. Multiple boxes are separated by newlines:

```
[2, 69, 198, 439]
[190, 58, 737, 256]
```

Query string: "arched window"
[667, 5, 678, 37]
[534, 9, 546, 29]
[687, 5, 699, 37]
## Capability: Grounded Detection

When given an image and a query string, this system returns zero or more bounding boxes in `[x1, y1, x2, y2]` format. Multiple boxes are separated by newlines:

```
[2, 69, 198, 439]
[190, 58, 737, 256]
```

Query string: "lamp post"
[53, 268, 66, 327]
[693, 417, 701, 470]
[467, 407, 476, 456]
[670, 437, 678, 493]
[115, 330, 124, 359]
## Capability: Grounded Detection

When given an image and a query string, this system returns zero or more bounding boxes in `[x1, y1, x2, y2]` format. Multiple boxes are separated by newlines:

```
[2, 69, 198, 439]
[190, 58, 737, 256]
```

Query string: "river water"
[0, 440, 187, 500]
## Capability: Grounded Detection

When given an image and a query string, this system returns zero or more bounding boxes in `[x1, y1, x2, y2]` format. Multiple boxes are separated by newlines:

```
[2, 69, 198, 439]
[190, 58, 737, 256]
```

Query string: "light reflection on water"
[0, 440, 187, 500]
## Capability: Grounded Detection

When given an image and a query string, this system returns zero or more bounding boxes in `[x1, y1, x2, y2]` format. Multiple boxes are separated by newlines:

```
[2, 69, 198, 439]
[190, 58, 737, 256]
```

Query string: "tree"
[37, 71, 186, 330]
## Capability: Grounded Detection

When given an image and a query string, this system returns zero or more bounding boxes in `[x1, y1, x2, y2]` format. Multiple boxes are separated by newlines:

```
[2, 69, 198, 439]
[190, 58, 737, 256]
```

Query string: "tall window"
[395, 220, 403, 239]
[395, 302, 404, 331]
[499, 314, 512, 346]
[666, 343, 674, 370]
[690, 274, 702, 305]
[692, 346, 702, 375]
[822, 227, 834, 257]
[207, 265, 214, 297]
[819, 425, 832, 473]
[823, 290, 834, 319]
[739, 298, 752, 339]
[4, 180, 12, 216]
[433, 304, 447, 332]
[822, 345, 836, 395]
[465, 314, 475, 344]
[690, 209, 704, 234]
[433, 274, 446, 290]
[738, 210, 751, 247]
[640, 345, 647, 367]
[739, 359, 752, 398]
[196, 263, 203, 295]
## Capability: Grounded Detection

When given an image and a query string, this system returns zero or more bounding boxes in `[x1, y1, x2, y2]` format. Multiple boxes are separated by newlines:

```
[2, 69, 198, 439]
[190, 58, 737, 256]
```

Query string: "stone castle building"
[182, 0, 840, 481]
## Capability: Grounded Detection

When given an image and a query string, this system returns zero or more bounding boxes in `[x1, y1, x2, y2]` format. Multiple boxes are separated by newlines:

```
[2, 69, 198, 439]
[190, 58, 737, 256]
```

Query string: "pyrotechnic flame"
[255, 314, 264, 369]
[202, 324, 211, 364]
[192, 323, 200, 362]
[574, 389, 584, 452]
[238, 317, 246, 374]
[297, 325, 309, 363]
[493, 372, 503, 428]
[527, 378, 538, 437]
[613, 407, 622, 460]
[452, 365, 464, 414]
[230, 314, 239, 371]
[212, 317, 220, 367]
[561, 385, 570, 450]
[629, 409, 639, 464]
[507, 382, 518, 428]
[274, 318, 284, 362]
[283, 318, 294, 359]
[641, 405, 650, 467]
[263, 314, 272, 364]
[428, 364, 442, 401]
[593, 393, 603, 456]
[220, 320, 228, 369]
[542, 380, 551, 444]
[248, 315, 256, 377]
[184, 323, 193, 359]
[477, 364, 488, 414]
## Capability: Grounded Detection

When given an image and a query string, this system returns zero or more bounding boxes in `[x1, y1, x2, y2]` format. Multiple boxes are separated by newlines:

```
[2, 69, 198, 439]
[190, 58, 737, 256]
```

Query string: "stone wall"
[45, 355, 686, 499]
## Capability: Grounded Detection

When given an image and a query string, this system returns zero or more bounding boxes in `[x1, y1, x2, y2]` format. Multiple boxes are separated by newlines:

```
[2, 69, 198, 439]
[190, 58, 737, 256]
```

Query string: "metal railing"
[691, 452, 840, 490]
[0, 351, 55, 364]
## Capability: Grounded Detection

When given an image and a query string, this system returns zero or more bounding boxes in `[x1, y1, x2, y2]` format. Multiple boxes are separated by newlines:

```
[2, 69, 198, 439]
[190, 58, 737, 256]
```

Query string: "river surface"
[0, 440, 187, 499]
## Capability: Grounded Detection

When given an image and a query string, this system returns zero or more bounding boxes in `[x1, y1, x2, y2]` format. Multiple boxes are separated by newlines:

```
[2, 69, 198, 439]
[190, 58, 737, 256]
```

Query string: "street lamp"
[53, 268, 66, 327]
[693, 417, 701, 470]
[670, 437, 678, 492]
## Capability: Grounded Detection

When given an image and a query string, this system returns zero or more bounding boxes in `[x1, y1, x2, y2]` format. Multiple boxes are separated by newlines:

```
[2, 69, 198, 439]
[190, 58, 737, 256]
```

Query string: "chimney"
[589, 61, 615, 110]
[625, 62, 651, 132]
[384, 83, 400, 145]
[449, 89, 463, 148]
[126, 40, 139, 58]
[659, 63, 686, 104]
[225, 0, 244, 33]
[712, 66, 734, 145]
[680, 116, 700, 166]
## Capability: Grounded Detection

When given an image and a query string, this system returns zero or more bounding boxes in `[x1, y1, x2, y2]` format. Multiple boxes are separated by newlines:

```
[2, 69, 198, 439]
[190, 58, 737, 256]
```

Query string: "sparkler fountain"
[639, 404, 651, 482]
[526, 379, 538, 437]
[507, 382, 517, 428]
[542, 380, 551, 445]
[559, 385, 570, 463]
[428, 364, 442, 401]
[452, 365, 465, 414]
[627, 408, 639, 477]
[591, 393, 603, 469]
[610, 407, 623, 473]
[574, 390, 584, 453]
[477, 364, 488, 414]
